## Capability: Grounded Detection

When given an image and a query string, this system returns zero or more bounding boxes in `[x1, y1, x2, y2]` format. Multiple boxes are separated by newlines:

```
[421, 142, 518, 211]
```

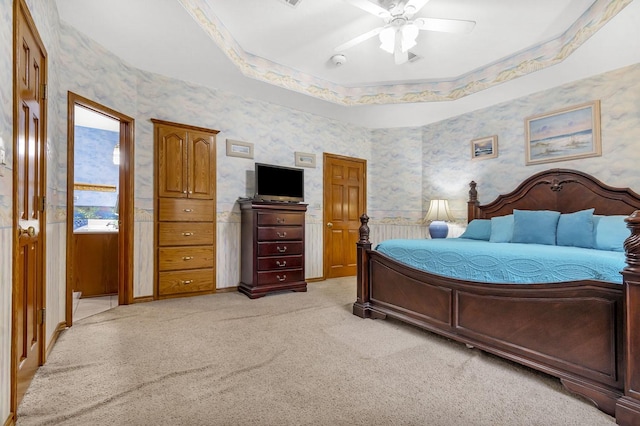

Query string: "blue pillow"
[594, 215, 630, 252]
[489, 215, 514, 243]
[512, 209, 561, 245]
[556, 208, 595, 248]
[459, 219, 491, 240]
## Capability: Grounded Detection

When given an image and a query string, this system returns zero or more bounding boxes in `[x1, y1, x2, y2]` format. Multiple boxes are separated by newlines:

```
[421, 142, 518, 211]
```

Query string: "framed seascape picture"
[471, 135, 498, 160]
[525, 100, 601, 166]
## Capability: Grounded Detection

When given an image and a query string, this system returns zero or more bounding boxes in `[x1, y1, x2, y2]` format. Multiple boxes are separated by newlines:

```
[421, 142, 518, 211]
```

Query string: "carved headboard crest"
[544, 178, 578, 192]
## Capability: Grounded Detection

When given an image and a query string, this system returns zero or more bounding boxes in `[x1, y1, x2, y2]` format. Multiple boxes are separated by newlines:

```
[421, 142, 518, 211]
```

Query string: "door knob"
[327, 222, 333, 228]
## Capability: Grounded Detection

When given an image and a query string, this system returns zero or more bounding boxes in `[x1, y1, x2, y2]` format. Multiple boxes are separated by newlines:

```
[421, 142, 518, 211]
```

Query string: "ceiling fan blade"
[335, 26, 384, 51]
[404, 0, 431, 16]
[344, 0, 391, 19]
[414, 17, 476, 34]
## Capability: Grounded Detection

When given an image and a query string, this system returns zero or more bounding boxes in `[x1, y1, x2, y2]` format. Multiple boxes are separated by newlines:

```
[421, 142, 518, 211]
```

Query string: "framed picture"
[470, 135, 498, 160]
[525, 100, 601, 165]
[226, 139, 254, 159]
[294, 151, 316, 168]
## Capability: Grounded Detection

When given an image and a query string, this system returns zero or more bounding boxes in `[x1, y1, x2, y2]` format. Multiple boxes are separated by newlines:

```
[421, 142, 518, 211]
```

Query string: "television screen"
[254, 163, 304, 203]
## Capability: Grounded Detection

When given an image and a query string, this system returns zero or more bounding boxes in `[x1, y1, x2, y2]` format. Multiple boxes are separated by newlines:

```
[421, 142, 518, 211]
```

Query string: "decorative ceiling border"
[178, 0, 631, 106]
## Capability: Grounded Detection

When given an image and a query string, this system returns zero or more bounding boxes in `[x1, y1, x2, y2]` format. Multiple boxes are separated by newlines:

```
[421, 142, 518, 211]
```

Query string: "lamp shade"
[424, 199, 454, 222]
[424, 199, 454, 239]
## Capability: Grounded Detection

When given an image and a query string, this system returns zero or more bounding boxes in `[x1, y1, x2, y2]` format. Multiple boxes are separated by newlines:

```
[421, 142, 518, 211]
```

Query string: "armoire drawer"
[158, 268, 214, 295]
[257, 226, 303, 241]
[158, 222, 214, 246]
[257, 255, 303, 271]
[256, 269, 304, 285]
[257, 212, 304, 226]
[158, 246, 214, 271]
[159, 198, 214, 222]
[257, 241, 303, 257]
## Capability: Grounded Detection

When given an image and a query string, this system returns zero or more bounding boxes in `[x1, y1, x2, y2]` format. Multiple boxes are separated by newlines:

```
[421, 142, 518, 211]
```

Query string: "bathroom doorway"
[66, 93, 134, 326]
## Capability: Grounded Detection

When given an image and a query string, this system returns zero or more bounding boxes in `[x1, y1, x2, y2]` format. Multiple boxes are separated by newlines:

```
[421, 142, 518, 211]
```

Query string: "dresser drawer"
[158, 246, 214, 271]
[257, 255, 303, 271]
[256, 269, 304, 285]
[257, 226, 303, 241]
[257, 241, 303, 257]
[159, 198, 214, 222]
[159, 268, 214, 295]
[158, 222, 214, 246]
[257, 212, 303, 226]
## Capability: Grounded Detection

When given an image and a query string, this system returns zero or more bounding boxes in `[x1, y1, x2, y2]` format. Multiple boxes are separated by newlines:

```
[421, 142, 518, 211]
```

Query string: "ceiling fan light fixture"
[401, 23, 419, 52]
[379, 26, 395, 53]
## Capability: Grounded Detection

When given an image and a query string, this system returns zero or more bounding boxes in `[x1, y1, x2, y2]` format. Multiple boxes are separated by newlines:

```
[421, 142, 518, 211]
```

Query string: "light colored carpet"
[17, 277, 615, 425]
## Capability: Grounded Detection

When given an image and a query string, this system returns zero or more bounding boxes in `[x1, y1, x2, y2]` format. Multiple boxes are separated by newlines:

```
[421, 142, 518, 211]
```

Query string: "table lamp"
[424, 199, 454, 239]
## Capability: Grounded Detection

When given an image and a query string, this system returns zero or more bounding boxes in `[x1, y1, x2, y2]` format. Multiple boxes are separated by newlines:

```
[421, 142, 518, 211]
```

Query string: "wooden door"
[157, 124, 188, 198]
[187, 130, 215, 200]
[323, 154, 366, 278]
[14, 0, 47, 410]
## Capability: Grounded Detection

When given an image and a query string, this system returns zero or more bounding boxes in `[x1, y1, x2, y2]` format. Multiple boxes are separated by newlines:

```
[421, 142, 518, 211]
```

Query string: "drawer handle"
[181, 280, 193, 285]
[182, 232, 194, 236]
[276, 217, 285, 224]
[276, 260, 287, 267]
[276, 246, 287, 253]
[276, 274, 286, 282]
[182, 256, 194, 261]
[277, 231, 287, 238]
[183, 208, 193, 212]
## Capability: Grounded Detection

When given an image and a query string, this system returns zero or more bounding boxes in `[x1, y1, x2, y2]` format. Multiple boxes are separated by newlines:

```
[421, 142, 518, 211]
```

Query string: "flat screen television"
[254, 163, 304, 203]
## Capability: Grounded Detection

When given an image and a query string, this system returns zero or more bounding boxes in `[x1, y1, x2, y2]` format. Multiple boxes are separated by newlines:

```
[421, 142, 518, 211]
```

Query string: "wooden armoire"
[152, 119, 218, 299]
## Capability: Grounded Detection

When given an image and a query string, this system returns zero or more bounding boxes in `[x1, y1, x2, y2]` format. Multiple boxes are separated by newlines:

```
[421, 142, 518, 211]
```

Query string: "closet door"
[157, 124, 188, 198]
[187, 130, 216, 200]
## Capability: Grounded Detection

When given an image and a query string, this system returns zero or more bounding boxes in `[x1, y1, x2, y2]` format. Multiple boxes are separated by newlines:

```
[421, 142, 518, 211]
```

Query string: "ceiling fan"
[335, 0, 476, 65]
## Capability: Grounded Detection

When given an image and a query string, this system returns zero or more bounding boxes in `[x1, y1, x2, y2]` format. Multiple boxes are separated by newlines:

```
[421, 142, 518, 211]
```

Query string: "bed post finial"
[468, 181, 480, 222]
[469, 181, 477, 202]
[358, 214, 370, 244]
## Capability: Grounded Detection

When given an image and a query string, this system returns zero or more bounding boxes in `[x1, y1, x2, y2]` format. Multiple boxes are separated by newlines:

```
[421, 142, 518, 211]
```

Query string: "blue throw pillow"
[459, 219, 491, 240]
[512, 209, 561, 245]
[556, 208, 595, 248]
[594, 215, 630, 252]
[489, 215, 514, 243]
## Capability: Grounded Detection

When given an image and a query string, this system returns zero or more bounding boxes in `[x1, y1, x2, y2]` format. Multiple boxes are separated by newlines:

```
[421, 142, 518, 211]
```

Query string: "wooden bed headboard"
[468, 168, 640, 221]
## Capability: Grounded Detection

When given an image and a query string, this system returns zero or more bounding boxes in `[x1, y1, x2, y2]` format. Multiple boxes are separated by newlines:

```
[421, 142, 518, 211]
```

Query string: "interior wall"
[420, 62, 640, 214]
[0, 0, 13, 420]
[367, 62, 640, 246]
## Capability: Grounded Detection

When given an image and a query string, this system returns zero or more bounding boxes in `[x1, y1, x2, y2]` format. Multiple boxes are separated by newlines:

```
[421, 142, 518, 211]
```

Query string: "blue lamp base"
[429, 220, 449, 239]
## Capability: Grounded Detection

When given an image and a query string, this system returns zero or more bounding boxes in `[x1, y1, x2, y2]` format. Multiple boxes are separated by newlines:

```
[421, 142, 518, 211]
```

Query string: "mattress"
[375, 238, 626, 284]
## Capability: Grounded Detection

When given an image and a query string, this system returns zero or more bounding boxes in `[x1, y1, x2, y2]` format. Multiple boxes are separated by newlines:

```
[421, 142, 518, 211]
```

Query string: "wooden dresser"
[238, 200, 308, 298]
[153, 119, 218, 299]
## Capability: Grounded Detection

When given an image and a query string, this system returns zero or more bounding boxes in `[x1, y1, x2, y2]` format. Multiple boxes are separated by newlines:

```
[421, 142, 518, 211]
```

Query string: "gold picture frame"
[471, 135, 498, 160]
[525, 100, 601, 165]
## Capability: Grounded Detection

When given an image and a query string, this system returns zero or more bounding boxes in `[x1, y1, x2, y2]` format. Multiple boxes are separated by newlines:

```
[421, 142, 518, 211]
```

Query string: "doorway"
[66, 93, 134, 327]
[323, 153, 367, 279]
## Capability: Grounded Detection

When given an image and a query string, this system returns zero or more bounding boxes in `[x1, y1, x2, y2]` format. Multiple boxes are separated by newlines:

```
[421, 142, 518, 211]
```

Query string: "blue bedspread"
[375, 238, 626, 284]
